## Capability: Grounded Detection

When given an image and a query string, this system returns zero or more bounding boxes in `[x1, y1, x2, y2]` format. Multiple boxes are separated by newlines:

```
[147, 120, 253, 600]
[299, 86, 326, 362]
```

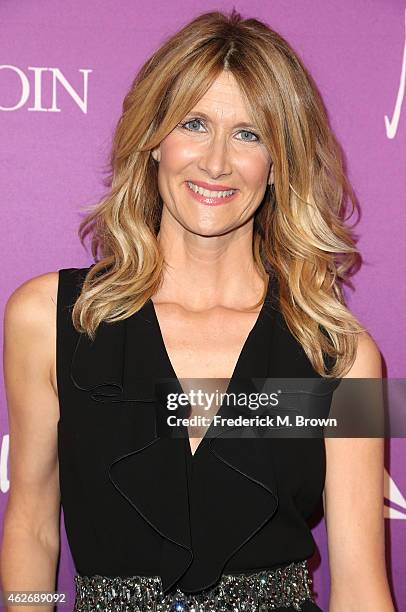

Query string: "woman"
[1, 9, 395, 612]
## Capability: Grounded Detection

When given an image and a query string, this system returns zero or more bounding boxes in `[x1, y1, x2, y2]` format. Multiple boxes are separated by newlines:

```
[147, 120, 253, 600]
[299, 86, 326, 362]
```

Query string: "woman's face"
[152, 70, 273, 237]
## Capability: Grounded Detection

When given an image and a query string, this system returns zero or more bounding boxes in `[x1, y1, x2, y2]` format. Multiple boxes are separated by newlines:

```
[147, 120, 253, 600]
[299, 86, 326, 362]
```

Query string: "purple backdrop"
[1, 1, 405, 610]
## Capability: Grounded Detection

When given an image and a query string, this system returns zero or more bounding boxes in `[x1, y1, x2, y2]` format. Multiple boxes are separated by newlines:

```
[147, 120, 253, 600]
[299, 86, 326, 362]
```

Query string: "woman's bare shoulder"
[4, 271, 59, 331]
[4, 272, 62, 396]
[343, 329, 382, 379]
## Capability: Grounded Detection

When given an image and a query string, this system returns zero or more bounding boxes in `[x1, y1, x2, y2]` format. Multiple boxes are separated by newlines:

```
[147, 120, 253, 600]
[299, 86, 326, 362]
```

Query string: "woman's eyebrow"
[183, 110, 258, 130]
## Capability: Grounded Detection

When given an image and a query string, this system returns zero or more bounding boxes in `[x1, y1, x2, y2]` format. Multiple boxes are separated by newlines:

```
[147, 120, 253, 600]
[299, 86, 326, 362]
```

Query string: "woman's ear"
[151, 147, 161, 162]
[268, 162, 274, 186]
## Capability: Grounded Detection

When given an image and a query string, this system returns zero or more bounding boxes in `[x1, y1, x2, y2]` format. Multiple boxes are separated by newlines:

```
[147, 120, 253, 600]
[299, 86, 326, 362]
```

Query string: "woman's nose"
[198, 137, 233, 178]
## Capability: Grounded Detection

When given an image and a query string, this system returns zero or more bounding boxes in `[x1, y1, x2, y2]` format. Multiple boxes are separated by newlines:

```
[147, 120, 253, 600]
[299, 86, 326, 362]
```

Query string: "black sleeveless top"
[56, 266, 339, 609]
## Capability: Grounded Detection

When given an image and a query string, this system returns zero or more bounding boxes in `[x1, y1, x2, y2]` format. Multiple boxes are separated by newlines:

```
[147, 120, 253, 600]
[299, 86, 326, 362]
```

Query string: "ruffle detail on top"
[69, 309, 194, 593]
[177, 405, 280, 592]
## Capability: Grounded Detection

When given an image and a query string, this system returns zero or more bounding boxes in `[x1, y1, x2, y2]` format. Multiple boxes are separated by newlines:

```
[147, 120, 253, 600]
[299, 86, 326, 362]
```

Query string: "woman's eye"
[179, 119, 259, 142]
[236, 130, 259, 142]
[181, 119, 204, 131]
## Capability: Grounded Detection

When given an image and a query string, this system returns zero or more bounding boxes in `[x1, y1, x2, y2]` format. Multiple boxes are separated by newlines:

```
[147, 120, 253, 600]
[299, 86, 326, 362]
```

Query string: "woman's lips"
[185, 181, 239, 206]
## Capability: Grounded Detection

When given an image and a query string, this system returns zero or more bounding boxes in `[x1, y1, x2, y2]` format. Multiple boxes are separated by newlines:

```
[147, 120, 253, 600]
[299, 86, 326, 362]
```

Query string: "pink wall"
[1, 1, 405, 609]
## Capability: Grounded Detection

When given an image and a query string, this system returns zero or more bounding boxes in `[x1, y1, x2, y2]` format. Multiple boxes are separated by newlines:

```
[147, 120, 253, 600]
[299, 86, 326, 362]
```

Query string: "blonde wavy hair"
[72, 9, 366, 378]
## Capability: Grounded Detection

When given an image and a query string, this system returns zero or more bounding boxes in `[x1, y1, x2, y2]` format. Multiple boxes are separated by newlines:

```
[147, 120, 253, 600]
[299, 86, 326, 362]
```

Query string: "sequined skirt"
[73, 560, 316, 611]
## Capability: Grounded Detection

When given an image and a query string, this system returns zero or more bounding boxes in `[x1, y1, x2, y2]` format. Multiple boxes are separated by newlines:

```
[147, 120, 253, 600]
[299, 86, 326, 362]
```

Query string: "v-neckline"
[148, 277, 271, 459]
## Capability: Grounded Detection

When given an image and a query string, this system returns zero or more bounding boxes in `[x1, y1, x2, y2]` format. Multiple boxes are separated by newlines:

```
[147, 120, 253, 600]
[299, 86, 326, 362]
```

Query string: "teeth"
[187, 181, 236, 198]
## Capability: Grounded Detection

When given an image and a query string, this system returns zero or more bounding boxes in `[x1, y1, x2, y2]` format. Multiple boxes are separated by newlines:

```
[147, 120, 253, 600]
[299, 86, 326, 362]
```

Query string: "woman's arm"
[1, 273, 61, 612]
[323, 332, 395, 611]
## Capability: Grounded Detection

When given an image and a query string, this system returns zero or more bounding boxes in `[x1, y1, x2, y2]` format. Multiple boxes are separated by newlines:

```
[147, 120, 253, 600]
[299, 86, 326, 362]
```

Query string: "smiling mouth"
[185, 181, 239, 206]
